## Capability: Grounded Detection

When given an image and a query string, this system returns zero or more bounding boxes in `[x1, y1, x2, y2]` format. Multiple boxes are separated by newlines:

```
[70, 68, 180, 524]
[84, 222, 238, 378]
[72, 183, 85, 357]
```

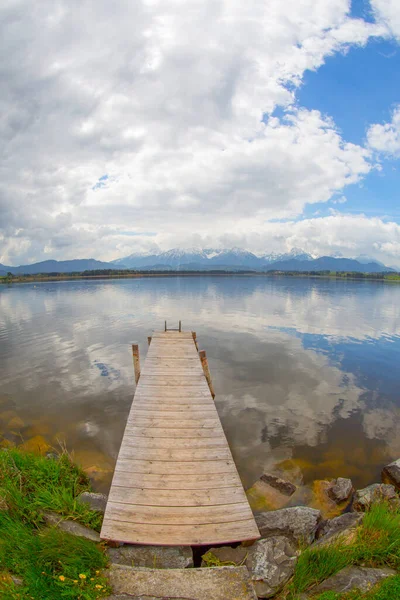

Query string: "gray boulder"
[314, 512, 364, 547]
[248, 536, 298, 598]
[382, 458, 400, 490]
[311, 566, 396, 595]
[77, 491, 108, 513]
[107, 544, 193, 569]
[106, 565, 258, 599]
[43, 511, 100, 542]
[255, 506, 321, 546]
[353, 483, 399, 511]
[327, 478, 353, 504]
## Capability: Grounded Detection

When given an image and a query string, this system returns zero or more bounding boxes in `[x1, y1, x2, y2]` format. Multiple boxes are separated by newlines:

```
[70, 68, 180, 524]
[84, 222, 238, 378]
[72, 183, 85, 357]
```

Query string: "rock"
[311, 566, 396, 595]
[43, 511, 100, 542]
[246, 480, 292, 512]
[382, 458, 400, 490]
[201, 546, 247, 567]
[0, 573, 23, 586]
[108, 545, 193, 569]
[327, 478, 353, 504]
[259, 474, 296, 496]
[248, 536, 298, 598]
[353, 483, 399, 511]
[310, 480, 344, 519]
[255, 506, 321, 546]
[45, 452, 59, 460]
[7, 416, 24, 431]
[314, 512, 364, 547]
[19, 435, 51, 456]
[104, 596, 190, 600]
[78, 491, 108, 513]
[106, 565, 258, 599]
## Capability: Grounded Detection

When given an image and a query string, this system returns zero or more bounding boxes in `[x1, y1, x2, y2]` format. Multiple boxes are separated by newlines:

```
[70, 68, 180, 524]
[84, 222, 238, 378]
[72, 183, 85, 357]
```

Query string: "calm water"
[1, 276, 400, 494]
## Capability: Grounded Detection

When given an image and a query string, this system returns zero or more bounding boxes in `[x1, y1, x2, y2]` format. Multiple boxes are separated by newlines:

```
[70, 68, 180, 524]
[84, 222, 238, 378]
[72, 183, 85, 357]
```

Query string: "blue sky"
[298, 25, 400, 224]
[1, 0, 400, 266]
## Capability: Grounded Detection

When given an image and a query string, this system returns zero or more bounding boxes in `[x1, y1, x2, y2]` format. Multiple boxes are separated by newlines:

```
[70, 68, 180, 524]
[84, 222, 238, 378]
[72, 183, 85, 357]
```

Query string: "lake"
[1, 275, 400, 496]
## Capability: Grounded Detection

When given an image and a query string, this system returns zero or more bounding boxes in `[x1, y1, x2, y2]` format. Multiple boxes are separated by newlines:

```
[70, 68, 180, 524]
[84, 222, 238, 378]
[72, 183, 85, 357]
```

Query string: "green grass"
[0, 448, 110, 599]
[281, 502, 400, 600]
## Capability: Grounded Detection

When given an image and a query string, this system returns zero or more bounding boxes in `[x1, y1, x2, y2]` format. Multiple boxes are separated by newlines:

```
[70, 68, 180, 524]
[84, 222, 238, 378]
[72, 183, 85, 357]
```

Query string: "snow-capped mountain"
[114, 246, 394, 272]
[262, 248, 314, 263]
[116, 246, 318, 269]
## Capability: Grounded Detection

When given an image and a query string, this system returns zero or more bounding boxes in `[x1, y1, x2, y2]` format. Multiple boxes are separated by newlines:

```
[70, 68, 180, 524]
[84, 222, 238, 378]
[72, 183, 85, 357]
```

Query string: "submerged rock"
[327, 477, 353, 504]
[259, 474, 296, 496]
[43, 511, 100, 542]
[310, 480, 345, 519]
[248, 536, 298, 598]
[107, 544, 193, 569]
[314, 512, 364, 547]
[353, 483, 399, 511]
[19, 435, 51, 455]
[310, 566, 396, 595]
[255, 506, 321, 546]
[382, 458, 400, 490]
[78, 491, 108, 513]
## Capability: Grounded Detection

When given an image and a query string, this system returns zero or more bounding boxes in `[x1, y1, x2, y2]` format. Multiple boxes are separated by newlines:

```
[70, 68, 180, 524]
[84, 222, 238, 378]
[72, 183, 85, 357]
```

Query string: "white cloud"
[371, 0, 400, 40]
[367, 104, 400, 156]
[0, 0, 392, 265]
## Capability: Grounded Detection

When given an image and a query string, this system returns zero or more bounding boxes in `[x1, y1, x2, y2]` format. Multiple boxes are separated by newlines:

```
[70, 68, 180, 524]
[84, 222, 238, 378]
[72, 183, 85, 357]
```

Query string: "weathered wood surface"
[100, 329, 260, 546]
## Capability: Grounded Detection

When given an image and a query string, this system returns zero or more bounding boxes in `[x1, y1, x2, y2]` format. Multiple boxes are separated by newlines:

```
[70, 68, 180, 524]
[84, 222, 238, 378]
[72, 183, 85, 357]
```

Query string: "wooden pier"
[100, 328, 260, 546]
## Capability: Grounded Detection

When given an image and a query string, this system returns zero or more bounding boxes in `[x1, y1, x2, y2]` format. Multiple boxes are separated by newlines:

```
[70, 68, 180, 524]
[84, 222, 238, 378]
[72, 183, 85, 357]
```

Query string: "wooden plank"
[104, 501, 253, 523]
[111, 471, 241, 490]
[123, 426, 223, 438]
[120, 436, 228, 449]
[115, 459, 237, 475]
[101, 519, 260, 546]
[127, 409, 217, 418]
[125, 417, 220, 428]
[118, 445, 232, 461]
[129, 400, 215, 409]
[108, 486, 246, 507]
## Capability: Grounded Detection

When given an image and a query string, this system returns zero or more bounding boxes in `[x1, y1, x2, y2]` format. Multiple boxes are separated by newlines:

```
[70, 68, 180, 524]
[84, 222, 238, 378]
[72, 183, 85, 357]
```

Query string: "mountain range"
[0, 248, 395, 275]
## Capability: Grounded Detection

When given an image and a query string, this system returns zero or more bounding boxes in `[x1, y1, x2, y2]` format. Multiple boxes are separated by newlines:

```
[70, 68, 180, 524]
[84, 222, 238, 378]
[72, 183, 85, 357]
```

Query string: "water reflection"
[0, 276, 400, 492]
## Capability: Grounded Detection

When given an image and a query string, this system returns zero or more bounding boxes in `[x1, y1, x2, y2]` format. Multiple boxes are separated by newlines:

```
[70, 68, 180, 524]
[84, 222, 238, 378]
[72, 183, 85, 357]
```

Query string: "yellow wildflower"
[79, 573, 86, 580]
[73, 580, 78, 583]
[58, 575, 65, 582]
[95, 585, 103, 590]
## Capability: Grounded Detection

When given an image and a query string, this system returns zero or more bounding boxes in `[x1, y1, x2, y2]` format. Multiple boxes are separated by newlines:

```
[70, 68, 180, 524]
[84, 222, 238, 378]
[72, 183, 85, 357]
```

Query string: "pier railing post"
[131, 342, 141, 384]
[199, 350, 215, 398]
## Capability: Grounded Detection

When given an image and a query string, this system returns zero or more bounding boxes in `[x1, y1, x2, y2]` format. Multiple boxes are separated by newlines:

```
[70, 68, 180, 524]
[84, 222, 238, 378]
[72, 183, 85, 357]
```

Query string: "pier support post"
[192, 331, 198, 351]
[147, 336, 152, 347]
[199, 350, 215, 398]
[131, 342, 141, 384]
[179, 320, 182, 332]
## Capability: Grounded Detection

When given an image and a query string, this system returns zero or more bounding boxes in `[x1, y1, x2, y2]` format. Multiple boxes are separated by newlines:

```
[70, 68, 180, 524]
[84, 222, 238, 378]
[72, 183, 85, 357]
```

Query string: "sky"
[1, 0, 400, 267]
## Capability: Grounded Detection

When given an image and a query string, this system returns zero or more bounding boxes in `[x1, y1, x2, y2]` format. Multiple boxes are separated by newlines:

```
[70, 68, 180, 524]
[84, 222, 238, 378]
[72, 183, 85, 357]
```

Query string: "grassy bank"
[0, 448, 110, 599]
[280, 503, 400, 599]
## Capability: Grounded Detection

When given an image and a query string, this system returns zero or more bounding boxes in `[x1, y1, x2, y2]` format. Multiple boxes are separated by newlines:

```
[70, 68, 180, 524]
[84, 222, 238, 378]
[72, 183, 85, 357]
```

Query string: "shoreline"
[1, 270, 400, 284]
